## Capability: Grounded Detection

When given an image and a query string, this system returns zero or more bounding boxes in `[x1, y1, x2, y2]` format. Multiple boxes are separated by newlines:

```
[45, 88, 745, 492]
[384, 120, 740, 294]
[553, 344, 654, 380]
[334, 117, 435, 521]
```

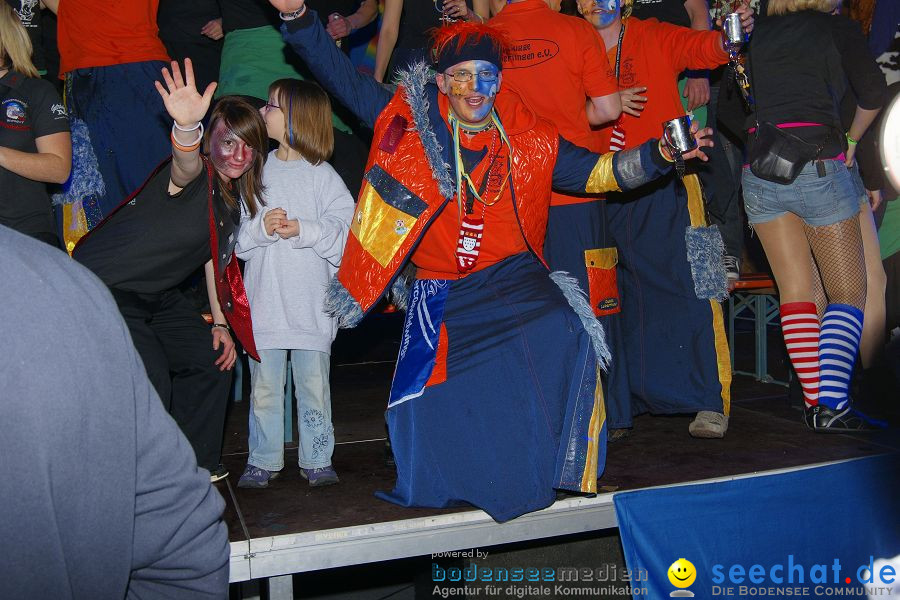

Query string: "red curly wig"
[429, 21, 511, 72]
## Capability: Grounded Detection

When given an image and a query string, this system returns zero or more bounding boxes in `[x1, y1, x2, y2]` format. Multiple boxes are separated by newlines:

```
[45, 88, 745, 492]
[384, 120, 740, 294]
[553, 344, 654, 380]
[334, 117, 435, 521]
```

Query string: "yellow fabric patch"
[351, 181, 417, 268]
[580, 370, 605, 493]
[63, 201, 89, 256]
[585, 153, 620, 194]
[682, 173, 732, 413]
[584, 247, 618, 269]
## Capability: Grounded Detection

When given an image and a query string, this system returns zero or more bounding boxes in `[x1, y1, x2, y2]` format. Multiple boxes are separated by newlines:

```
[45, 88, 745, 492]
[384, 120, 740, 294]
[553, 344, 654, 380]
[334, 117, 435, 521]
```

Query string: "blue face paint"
[471, 61, 500, 99]
[595, 0, 620, 26]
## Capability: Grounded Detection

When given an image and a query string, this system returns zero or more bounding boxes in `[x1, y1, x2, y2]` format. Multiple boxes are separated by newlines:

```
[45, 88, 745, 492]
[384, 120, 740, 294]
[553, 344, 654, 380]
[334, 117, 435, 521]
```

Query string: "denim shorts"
[742, 159, 861, 226]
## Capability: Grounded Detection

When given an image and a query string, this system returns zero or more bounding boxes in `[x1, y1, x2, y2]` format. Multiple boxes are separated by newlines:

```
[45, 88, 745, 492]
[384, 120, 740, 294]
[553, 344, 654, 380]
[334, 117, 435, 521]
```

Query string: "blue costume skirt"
[377, 253, 607, 522]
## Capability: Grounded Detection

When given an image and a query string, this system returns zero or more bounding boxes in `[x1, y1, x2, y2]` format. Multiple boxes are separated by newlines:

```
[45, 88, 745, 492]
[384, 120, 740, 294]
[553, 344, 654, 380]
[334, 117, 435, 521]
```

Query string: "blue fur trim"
[324, 276, 364, 328]
[549, 271, 611, 370]
[685, 225, 729, 301]
[396, 62, 455, 200]
[52, 117, 106, 206]
[390, 265, 416, 313]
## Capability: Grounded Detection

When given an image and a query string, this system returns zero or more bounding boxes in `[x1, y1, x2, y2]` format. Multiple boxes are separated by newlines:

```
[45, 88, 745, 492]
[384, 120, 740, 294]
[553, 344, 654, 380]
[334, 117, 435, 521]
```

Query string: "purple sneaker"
[237, 464, 280, 489]
[300, 466, 339, 487]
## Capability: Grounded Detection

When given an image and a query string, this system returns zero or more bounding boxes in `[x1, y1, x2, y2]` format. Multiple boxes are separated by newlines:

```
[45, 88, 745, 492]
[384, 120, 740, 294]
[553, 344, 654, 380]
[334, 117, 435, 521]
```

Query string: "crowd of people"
[1, 0, 897, 594]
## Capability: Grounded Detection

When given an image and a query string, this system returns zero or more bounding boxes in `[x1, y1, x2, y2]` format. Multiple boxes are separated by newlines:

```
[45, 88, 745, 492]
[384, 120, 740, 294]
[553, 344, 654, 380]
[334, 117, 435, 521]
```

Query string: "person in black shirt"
[0, 2, 69, 246]
[75, 60, 267, 481]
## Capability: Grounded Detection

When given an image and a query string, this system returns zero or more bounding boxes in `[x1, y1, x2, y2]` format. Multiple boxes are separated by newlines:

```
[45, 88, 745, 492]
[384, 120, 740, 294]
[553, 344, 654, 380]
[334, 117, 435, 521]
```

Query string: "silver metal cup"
[662, 115, 697, 154]
[724, 12, 746, 49]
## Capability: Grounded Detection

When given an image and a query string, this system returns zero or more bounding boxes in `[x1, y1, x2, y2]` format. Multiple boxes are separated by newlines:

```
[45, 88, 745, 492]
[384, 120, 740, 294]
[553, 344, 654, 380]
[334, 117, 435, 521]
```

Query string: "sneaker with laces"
[300, 466, 340, 487]
[805, 405, 883, 433]
[723, 255, 741, 281]
[689, 411, 728, 438]
[237, 464, 280, 488]
[209, 464, 229, 483]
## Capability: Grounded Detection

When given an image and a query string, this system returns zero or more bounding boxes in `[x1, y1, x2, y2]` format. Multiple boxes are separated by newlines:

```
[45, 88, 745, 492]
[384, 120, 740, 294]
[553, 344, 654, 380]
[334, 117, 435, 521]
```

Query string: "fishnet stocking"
[810, 255, 826, 319]
[803, 215, 866, 310]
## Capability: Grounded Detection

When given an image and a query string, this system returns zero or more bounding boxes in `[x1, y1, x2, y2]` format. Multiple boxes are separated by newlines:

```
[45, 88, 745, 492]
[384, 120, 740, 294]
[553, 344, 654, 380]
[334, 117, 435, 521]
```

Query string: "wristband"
[171, 122, 204, 152]
[211, 323, 230, 331]
[846, 132, 858, 146]
[657, 138, 675, 163]
[279, 5, 307, 20]
[173, 121, 202, 132]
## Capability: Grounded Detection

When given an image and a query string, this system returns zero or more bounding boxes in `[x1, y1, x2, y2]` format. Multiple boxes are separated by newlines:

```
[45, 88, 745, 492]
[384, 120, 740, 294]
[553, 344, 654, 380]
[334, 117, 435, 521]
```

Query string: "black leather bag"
[748, 121, 824, 184]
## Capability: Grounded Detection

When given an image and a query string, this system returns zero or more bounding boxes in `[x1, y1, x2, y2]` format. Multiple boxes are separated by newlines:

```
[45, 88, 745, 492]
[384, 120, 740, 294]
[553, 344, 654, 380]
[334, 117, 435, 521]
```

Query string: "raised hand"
[269, 0, 305, 14]
[154, 59, 217, 127]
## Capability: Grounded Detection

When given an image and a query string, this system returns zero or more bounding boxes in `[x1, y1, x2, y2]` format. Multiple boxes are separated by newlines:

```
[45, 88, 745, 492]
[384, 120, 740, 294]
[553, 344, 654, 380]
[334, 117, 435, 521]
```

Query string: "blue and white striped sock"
[818, 303, 863, 410]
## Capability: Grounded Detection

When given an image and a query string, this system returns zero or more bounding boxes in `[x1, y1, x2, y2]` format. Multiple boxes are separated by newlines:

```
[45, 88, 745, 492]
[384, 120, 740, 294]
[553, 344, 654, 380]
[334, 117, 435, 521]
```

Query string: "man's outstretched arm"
[271, 0, 392, 129]
[551, 127, 714, 194]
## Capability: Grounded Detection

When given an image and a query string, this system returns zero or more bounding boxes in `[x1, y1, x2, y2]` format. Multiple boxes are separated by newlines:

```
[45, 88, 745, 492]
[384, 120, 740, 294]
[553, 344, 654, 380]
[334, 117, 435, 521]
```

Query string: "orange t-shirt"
[490, 0, 617, 205]
[412, 96, 528, 280]
[595, 18, 728, 151]
[58, 0, 169, 75]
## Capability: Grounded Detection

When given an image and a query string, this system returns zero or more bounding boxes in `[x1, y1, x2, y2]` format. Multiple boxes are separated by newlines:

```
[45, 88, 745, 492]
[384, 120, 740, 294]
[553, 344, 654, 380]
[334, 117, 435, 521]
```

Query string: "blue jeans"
[742, 159, 860, 227]
[248, 349, 334, 471]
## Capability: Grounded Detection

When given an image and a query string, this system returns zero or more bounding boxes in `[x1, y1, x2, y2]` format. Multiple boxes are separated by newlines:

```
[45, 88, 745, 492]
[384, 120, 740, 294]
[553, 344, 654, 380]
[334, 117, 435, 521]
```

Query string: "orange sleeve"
[652, 20, 729, 75]
[582, 27, 619, 99]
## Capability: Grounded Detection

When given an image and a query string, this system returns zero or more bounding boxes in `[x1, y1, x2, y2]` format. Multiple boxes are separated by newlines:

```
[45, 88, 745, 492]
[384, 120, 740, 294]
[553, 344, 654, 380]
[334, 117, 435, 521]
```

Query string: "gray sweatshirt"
[236, 151, 355, 352]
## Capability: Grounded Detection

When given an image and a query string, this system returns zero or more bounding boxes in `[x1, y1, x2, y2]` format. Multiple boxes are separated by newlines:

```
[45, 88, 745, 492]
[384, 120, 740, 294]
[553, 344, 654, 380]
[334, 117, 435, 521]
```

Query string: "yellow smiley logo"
[668, 558, 697, 588]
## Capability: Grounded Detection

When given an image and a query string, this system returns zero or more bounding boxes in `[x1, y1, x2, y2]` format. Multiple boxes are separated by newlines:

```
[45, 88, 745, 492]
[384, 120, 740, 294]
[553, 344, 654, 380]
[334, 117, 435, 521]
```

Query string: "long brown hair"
[270, 79, 334, 165]
[205, 96, 268, 217]
[0, 3, 39, 78]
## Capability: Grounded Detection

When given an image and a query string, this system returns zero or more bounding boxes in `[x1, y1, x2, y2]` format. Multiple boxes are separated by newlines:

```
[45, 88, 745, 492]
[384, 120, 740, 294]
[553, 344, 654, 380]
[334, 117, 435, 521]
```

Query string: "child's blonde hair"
[269, 79, 334, 165]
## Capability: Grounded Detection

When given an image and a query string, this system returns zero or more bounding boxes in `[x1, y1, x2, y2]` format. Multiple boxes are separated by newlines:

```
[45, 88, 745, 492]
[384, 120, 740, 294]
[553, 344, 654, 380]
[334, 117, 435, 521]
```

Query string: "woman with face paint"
[73, 59, 267, 482]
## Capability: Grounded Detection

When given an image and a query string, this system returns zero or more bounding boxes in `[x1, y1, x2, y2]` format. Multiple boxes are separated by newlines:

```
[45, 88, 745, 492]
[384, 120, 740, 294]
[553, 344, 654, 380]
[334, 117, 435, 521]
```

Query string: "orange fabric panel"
[585, 248, 620, 316]
[58, 0, 169, 74]
[425, 324, 449, 388]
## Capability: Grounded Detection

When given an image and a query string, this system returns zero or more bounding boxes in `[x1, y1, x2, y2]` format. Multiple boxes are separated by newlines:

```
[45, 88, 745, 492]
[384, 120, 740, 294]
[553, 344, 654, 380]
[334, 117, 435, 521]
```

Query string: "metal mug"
[724, 12, 746, 49]
[662, 115, 697, 155]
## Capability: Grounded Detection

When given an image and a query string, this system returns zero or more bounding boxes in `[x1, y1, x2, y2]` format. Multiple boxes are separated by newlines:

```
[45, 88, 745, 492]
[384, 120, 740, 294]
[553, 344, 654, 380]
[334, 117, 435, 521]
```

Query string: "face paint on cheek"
[473, 79, 498, 98]
[596, 0, 620, 25]
[210, 123, 255, 177]
[450, 81, 470, 97]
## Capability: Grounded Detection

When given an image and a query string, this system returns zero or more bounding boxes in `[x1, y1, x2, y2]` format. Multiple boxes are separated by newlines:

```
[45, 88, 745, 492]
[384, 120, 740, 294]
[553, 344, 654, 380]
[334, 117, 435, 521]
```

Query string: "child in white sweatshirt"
[236, 79, 354, 488]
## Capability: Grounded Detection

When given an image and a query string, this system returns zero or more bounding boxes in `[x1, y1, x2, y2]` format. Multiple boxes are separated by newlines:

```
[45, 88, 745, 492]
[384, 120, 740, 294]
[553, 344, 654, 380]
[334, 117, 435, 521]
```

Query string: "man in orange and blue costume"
[271, 0, 712, 522]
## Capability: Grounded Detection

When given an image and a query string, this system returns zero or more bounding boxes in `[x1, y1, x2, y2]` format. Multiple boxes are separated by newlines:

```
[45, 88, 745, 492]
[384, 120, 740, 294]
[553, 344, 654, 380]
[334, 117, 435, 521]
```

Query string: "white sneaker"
[689, 411, 728, 438]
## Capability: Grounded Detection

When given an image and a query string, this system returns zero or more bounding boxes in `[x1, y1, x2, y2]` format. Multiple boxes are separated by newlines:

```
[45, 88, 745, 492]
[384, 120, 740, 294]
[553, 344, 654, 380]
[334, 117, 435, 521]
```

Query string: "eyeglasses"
[445, 70, 498, 83]
[263, 102, 281, 111]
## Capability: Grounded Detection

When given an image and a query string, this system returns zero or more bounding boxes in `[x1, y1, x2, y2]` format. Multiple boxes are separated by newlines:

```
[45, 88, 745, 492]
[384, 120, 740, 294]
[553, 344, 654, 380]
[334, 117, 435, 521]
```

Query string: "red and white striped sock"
[779, 302, 820, 408]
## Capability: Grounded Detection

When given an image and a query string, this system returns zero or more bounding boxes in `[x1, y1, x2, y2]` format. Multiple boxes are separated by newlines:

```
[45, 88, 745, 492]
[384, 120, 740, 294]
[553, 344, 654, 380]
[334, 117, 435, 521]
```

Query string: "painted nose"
[235, 144, 254, 163]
